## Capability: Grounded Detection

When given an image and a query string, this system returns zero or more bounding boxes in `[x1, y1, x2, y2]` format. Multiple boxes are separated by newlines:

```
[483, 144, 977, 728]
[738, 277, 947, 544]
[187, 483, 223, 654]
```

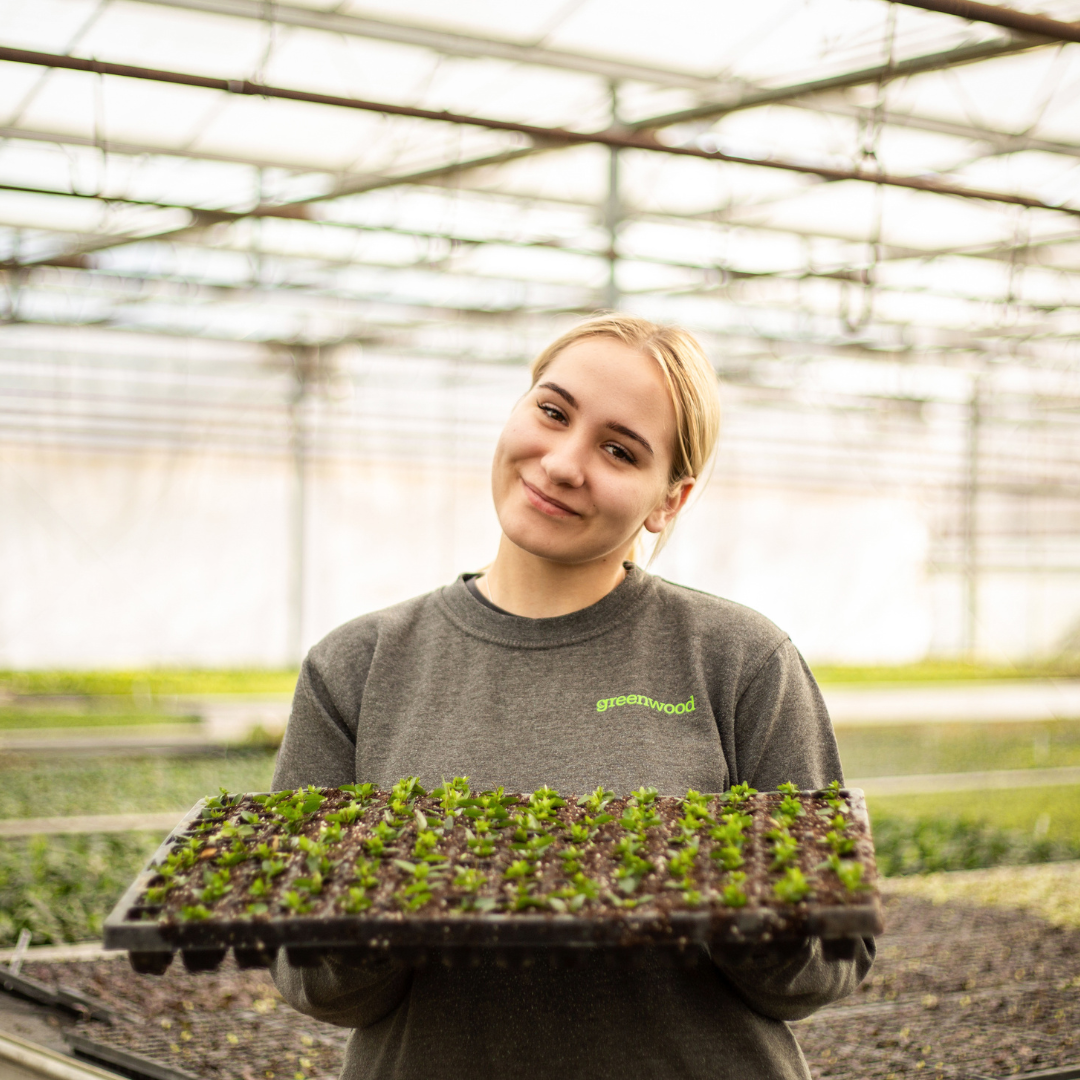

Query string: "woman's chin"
[499, 516, 623, 567]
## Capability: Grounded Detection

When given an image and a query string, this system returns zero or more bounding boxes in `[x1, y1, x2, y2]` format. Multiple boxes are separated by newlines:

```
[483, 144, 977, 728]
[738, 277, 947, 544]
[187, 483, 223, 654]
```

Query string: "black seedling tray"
[103, 781, 882, 973]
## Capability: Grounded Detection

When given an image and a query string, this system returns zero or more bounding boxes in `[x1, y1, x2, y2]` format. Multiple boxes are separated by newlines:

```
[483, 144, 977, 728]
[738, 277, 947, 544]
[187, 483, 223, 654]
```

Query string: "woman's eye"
[604, 442, 635, 464]
[538, 402, 566, 423]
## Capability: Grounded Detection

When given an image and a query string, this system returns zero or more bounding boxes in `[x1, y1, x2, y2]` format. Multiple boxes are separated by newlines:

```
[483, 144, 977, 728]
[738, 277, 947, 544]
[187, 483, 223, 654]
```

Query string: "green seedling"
[240, 810, 261, 826]
[560, 845, 583, 875]
[825, 830, 855, 856]
[577, 787, 615, 815]
[261, 857, 286, 879]
[327, 801, 365, 826]
[511, 834, 553, 862]
[144, 884, 170, 904]
[711, 845, 744, 871]
[320, 822, 343, 844]
[296, 836, 332, 876]
[283, 890, 311, 914]
[394, 860, 441, 911]
[504, 860, 533, 880]
[774, 867, 811, 904]
[721, 872, 748, 908]
[620, 802, 662, 834]
[246, 902, 269, 916]
[629, 786, 659, 806]
[721, 782, 758, 808]
[776, 782, 800, 796]
[340, 782, 376, 801]
[179, 904, 212, 921]
[196, 866, 231, 904]
[528, 786, 567, 823]
[603, 891, 654, 911]
[413, 829, 444, 861]
[666, 840, 699, 881]
[768, 829, 799, 870]
[775, 795, 805, 825]
[550, 873, 600, 911]
[452, 868, 487, 893]
[510, 882, 547, 911]
[248, 877, 271, 898]
[218, 820, 255, 839]
[254, 842, 277, 860]
[364, 820, 401, 856]
[826, 854, 868, 892]
[710, 819, 748, 848]
[352, 858, 379, 890]
[568, 823, 593, 844]
[466, 834, 496, 857]
[390, 776, 426, 805]
[294, 872, 324, 895]
[341, 886, 372, 913]
[217, 840, 249, 867]
[613, 836, 653, 894]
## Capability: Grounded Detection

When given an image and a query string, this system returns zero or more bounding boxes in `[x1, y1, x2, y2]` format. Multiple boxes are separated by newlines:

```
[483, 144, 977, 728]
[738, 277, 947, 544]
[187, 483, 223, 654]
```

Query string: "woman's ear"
[643, 477, 695, 535]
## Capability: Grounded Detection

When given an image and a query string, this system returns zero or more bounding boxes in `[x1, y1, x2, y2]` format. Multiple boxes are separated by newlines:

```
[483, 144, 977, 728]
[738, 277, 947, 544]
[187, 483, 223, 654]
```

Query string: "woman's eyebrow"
[538, 381, 576, 408]
[607, 421, 654, 457]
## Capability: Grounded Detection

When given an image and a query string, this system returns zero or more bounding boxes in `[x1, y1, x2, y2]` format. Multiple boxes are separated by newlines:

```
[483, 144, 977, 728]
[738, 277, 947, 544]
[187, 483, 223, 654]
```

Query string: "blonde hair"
[529, 313, 721, 559]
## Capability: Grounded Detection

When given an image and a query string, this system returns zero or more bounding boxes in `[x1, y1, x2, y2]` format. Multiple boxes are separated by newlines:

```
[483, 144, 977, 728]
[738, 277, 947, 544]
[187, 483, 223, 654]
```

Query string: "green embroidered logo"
[596, 694, 696, 715]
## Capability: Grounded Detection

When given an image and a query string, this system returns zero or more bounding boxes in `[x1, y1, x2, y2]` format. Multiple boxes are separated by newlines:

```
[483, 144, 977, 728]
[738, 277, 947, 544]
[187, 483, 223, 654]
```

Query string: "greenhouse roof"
[1, 0, 1079, 377]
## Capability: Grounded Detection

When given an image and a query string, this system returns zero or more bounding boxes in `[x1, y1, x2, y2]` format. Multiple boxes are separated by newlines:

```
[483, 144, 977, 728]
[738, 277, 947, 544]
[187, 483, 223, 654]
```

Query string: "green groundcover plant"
[4, 804, 1077, 947]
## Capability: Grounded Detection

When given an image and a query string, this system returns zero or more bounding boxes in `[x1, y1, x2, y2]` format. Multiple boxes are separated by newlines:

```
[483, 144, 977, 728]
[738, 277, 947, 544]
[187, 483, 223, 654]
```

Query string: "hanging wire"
[840, 3, 896, 334]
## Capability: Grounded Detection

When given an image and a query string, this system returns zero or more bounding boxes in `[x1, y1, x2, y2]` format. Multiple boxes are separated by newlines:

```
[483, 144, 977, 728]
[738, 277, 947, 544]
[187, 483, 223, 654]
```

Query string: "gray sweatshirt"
[271, 565, 874, 1080]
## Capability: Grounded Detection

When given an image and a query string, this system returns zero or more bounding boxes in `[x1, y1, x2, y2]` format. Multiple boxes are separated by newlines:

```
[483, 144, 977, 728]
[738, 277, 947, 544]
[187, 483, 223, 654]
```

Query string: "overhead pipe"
[0, 47, 1078, 218]
[890, 0, 1080, 44]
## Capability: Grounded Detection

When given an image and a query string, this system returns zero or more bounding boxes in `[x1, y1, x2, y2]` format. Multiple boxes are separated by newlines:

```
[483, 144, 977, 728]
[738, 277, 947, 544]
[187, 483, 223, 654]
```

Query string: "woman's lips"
[522, 478, 579, 518]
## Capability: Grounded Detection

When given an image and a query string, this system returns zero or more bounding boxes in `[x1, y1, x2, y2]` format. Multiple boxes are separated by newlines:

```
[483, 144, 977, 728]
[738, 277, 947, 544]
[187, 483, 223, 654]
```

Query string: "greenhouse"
[2, 1, 1080, 1078]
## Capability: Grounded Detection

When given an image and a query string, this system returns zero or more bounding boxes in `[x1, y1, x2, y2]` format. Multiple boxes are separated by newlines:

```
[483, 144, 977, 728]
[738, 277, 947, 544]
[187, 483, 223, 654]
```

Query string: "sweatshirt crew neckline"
[438, 562, 651, 649]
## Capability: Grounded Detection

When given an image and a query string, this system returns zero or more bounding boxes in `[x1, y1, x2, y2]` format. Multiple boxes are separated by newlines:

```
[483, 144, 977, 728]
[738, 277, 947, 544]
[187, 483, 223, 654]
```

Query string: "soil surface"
[13, 891, 1080, 1079]
[122, 784, 878, 950]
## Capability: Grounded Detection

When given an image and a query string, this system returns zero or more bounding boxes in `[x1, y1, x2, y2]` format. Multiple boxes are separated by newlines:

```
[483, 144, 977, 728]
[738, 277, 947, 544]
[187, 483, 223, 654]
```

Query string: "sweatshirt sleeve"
[270, 643, 412, 1029]
[713, 638, 875, 1020]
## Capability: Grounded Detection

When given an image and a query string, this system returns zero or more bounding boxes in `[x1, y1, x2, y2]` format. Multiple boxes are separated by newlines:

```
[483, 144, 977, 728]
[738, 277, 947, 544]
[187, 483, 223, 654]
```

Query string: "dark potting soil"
[123, 783, 877, 944]
[17, 891, 1080, 1079]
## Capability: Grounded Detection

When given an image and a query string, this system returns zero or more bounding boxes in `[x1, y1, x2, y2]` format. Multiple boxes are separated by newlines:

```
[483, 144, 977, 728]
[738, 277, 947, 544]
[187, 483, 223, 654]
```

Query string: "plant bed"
[104, 779, 882, 973]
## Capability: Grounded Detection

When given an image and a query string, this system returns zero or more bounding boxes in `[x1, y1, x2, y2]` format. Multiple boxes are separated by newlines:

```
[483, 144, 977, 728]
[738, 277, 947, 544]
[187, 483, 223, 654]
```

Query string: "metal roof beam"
[2, 48, 1076, 220]
[889, 0, 1080, 44]
[787, 98, 1080, 160]
[626, 34, 1051, 131]
[125, 0, 728, 89]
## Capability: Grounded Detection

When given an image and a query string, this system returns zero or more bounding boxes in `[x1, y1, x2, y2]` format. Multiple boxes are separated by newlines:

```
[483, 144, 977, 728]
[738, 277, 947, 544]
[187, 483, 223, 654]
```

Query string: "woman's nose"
[541, 436, 586, 487]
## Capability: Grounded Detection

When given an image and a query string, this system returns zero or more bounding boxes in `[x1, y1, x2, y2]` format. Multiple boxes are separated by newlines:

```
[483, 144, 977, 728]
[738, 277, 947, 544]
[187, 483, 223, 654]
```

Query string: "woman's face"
[491, 335, 692, 566]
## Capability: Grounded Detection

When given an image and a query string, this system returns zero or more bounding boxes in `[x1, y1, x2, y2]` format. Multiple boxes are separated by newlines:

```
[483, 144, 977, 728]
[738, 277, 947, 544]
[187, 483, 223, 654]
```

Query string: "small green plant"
[528, 785, 567, 823]
[341, 886, 372, 913]
[774, 867, 810, 904]
[825, 854, 868, 892]
[393, 860, 442, 912]
[721, 782, 757, 808]
[720, 871, 748, 908]
[774, 795, 805, 827]
[282, 890, 311, 914]
[293, 872, 323, 896]
[179, 903, 212, 921]
[613, 835, 653, 894]
[196, 866, 231, 904]
[452, 868, 486, 893]
[767, 829, 799, 870]
[577, 787, 615, 815]
[216, 840, 249, 867]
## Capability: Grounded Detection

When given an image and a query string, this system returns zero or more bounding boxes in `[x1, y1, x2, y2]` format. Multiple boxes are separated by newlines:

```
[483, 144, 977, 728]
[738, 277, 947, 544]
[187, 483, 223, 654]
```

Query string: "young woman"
[271, 314, 874, 1080]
